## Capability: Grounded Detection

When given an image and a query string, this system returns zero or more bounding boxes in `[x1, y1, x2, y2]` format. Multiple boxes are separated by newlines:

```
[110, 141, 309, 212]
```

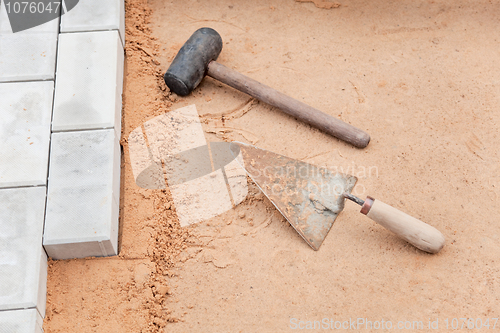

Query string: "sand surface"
[44, 0, 500, 332]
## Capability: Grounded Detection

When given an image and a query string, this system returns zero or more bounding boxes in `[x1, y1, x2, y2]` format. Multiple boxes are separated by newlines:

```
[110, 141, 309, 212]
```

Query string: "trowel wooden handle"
[360, 197, 445, 254]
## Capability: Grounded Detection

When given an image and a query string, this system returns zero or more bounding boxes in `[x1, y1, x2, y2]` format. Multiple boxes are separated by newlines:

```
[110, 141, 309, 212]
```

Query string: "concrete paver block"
[0, 1, 59, 82]
[0, 308, 43, 333]
[0, 187, 48, 318]
[44, 129, 120, 260]
[0, 0, 60, 34]
[52, 31, 124, 133]
[60, 0, 125, 46]
[0, 32, 58, 82]
[0, 82, 54, 188]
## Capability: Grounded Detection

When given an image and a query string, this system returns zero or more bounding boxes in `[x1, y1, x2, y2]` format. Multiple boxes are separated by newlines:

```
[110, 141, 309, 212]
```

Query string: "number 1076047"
[443, 318, 498, 330]
[5, 2, 61, 14]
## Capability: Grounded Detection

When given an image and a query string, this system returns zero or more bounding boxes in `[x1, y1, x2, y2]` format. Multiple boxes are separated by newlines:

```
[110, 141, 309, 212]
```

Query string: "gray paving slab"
[60, 0, 125, 46]
[0, 1, 59, 82]
[0, 308, 43, 333]
[0, 187, 47, 318]
[44, 129, 120, 260]
[0, 81, 53, 188]
[51, 30, 124, 133]
[0, 2, 126, 331]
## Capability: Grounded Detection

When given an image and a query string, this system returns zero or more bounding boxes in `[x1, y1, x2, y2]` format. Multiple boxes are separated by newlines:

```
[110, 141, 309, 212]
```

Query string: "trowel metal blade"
[229, 142, 357, 250]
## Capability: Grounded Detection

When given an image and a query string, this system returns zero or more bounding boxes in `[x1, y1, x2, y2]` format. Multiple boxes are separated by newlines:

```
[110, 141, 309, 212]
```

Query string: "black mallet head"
[163, 28, 223, 96]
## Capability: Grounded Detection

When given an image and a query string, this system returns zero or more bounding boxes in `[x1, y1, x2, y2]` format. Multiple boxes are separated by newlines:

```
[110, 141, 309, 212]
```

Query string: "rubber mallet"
[164, 28, 370, 148]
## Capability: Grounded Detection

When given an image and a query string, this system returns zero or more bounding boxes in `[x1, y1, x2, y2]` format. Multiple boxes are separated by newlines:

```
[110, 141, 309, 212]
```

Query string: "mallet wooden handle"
[360, 197, 445, 253]
[207, 61, 370, 148]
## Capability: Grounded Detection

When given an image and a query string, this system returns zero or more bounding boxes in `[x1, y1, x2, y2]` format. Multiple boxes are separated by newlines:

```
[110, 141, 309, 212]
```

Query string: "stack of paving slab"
[0, 1, 124, 332]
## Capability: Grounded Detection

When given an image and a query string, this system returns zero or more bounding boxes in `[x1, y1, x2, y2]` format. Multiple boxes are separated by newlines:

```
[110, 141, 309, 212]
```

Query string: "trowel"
[230, 142, 445, 254]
